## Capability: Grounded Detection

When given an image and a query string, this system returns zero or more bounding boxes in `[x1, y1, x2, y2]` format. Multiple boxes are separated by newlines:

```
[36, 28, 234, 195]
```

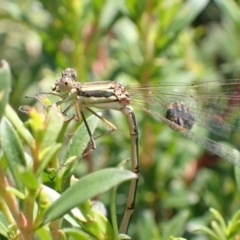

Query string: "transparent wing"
[127, 80, 240, 166]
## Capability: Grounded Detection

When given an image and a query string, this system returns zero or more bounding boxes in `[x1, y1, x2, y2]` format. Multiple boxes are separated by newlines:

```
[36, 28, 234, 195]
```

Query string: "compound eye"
[62, 68, 77, 80]
[71, 69, 77, 79]
[71, 72, 76, 79]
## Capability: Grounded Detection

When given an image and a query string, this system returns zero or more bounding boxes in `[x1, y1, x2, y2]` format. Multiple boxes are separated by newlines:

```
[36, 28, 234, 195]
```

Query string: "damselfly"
[23, 68, 240, 233]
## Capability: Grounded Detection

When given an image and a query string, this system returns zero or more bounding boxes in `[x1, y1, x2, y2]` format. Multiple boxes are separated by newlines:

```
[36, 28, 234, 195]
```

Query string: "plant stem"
[0, 165, 34, 240]
[110, 186, 119, 240]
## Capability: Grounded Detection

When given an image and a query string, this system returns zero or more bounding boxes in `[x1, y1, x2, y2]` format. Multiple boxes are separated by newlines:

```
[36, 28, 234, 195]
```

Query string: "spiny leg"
[24, 92, 71, 115]
[63, 105, 117, 144]
[57, 105, 117, 171]
[119, 105, 139, 233]
[34, 89, 77, 110]
[77, 106, 97, 155]
[85, 107, 117, 140]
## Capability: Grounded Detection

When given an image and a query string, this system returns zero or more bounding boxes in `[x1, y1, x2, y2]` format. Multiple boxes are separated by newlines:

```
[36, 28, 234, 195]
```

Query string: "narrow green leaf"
[210, 208, 227, 232]
[0, 221, 8, 238]
[1, 117, 26, 191]
[211, 221, 227, 240]
[77, 199, 95, 222]
[134, 210, 160, 240]
[40, 168, 136, 226]
[35, 227, 52, 240]
[89, 210, 114, 239]
[36, 143, 62, 176]
[42, 105, 64, 149]
[77, 199, 114, 239]
[0, 154, 8, 172]
[227, 221, 240, 239]
[5, 104, 35, 148]
[170, 237, 187, 240]
[40, 186, 84, 228]
[157, 0, 209, 53]
[0, 60, 11, 120]
[110, 185, 118, 238]
[162, 211, 190, 240]
[98, 1, 122, 32]
[234, 166, 240, 192]
[119, 233, 131, 240]
[0, 209, 8, 228]
[6, 186, 26, 200]
[214, 0, 240, 28]
[16, 168, 39, 190]
[63, 228, 95, 240]
[0, 213, 8, 238]
[167, 0, 209, 33]
[56, 116, 73, 143]
[230, 209, 240, 226]
[194, 226, 220, 240]
[42, 185, 60, 203]
[65, 114, 101, 161]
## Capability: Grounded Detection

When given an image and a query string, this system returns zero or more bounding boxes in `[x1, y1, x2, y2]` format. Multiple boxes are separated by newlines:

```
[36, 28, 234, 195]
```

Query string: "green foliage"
[0, 62, 136, 239]
[1, 0, 240, 239]
[195, 208, 240, 240]
[41, 168, 136, 227]
[0, 60, 11, 120]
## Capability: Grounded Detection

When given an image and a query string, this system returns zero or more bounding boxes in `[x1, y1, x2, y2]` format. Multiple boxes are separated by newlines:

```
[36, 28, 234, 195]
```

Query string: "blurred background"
[1, 0, 240, 239]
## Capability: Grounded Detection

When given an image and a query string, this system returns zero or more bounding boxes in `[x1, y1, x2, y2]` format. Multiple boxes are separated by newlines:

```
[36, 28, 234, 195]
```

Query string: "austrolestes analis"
[22, 68, 240, 233]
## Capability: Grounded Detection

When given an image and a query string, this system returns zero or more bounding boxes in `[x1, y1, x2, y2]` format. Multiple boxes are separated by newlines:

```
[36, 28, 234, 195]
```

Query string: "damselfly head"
[51, 68, 77, 93]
